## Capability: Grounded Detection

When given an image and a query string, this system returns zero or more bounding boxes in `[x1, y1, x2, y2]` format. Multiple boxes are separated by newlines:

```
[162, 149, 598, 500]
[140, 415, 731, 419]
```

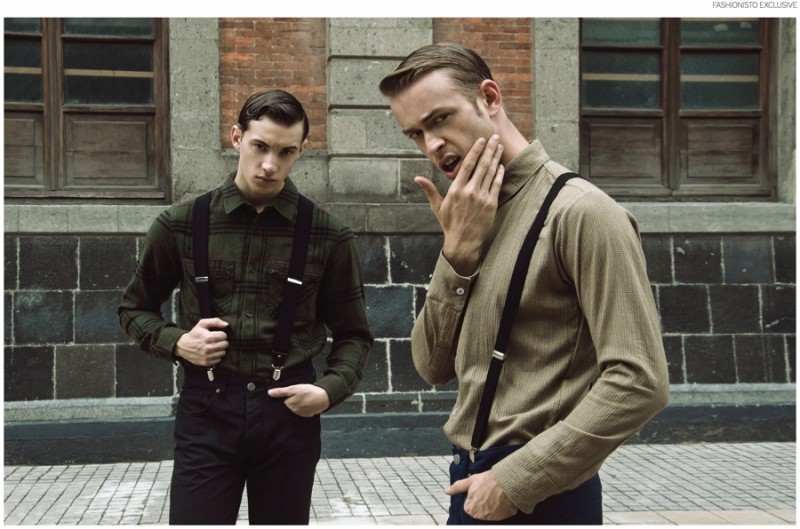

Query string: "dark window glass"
[62, 18, 153, 37]
[681, 53, 759, 109]
[681, 19, 760, 46]
[63, 42, 154, 105]
[582, 18, 661, 46]
[4, 38, 42, 103]
[582, 51, 661, 109]
[4, 18, 41, 33]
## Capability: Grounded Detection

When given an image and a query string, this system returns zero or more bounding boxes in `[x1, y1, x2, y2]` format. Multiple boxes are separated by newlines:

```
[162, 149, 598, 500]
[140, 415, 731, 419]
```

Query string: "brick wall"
[433, 18, 534, 141]
[219, 18, 327, 150]
[4, 232, 795, 407]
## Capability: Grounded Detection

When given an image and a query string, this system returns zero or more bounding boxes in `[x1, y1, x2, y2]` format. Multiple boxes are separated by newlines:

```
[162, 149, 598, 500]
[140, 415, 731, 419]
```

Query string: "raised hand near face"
[414, 135, 505, 276]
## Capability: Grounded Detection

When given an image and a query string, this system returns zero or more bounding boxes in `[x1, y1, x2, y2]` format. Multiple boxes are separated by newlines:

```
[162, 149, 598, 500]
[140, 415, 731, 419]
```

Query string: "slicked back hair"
[379, 43, 493, 101]
[237, 89, 310, 140]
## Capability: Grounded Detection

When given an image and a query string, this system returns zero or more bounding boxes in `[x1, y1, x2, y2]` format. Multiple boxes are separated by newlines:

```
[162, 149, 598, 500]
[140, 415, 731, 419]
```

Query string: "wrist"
[443, 244, 480, 276]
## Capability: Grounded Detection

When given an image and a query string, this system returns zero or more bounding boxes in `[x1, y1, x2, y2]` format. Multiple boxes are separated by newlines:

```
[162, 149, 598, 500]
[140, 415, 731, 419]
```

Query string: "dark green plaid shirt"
[119, 175, 373, 408]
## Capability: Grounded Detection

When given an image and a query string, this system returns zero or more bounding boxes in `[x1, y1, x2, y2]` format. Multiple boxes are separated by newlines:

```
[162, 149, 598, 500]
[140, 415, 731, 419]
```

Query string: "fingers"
[453, 137, 488, 187]
[445, 477, 471, 496]
[454, 135, 503, 191]
[414, 176, 443, 213]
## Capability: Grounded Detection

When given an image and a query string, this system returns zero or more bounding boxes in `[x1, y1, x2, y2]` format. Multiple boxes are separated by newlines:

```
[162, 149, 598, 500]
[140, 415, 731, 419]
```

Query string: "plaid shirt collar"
[220, 173, 301, 222]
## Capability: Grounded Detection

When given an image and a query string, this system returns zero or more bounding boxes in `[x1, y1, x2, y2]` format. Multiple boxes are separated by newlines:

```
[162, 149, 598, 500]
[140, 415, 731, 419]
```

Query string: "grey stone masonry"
[3, 231, 795, 422]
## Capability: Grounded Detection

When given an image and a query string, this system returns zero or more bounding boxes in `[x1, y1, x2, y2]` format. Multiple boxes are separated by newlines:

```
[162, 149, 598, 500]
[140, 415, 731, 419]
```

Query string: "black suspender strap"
[191, 192, 315, 381]
[469, 172, 580, 459]
[192, 191, 214, 319]
[271, 194, 314, 380]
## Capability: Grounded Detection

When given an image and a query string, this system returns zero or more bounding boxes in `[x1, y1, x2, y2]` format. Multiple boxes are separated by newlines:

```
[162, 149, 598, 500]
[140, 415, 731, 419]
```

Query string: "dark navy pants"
[169, 363, 320, 525]
[448, 445, 603, 525]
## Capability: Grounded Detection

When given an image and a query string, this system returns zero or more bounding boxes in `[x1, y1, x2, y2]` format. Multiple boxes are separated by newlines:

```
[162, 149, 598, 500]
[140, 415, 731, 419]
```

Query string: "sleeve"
[492, 191, 670, 513]
[118, 208, 187, 362]
[409, 252, 477, 386]
[313, 228, 375, 409]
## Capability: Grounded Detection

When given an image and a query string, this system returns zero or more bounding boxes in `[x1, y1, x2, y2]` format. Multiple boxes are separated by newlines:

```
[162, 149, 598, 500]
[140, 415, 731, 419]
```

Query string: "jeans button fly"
[247, 382, 256, 391]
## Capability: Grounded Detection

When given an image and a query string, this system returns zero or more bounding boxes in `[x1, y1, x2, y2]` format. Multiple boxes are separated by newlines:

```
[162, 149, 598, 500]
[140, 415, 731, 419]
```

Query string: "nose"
[261, 152, 277, 174]
[423, 132, 444, 158]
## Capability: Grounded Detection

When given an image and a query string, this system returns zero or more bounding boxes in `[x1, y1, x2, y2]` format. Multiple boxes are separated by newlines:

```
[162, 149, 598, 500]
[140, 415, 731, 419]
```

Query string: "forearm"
[315, 333, 372, 408]
[411, 252, 475, 385]
[493, 358, 669, 512]
[119, 304, 186, 362]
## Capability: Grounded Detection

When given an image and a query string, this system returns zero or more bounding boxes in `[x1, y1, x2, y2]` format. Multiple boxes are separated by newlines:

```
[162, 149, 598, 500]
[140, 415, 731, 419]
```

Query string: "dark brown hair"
[379, 43, 493, 100]
[237, 89, 309, 140]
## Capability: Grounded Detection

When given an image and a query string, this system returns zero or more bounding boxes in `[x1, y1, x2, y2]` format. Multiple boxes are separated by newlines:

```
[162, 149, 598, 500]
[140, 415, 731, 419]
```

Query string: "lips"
[439, 155, 461, 180]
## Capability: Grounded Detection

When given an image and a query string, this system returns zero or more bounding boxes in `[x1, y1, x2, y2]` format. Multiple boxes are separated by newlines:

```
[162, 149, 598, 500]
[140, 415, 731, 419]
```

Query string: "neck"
[497, 123, 531, 166]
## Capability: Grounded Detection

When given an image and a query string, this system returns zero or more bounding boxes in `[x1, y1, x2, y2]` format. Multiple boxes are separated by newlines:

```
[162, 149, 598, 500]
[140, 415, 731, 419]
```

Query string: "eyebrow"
[252, 138, 300, 151]
[400, 109, 443, 137]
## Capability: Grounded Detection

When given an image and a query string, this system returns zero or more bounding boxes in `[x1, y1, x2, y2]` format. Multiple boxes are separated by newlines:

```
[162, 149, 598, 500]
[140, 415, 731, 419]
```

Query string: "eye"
[406, 130, 422, 141]
[433, 114, 449, 125]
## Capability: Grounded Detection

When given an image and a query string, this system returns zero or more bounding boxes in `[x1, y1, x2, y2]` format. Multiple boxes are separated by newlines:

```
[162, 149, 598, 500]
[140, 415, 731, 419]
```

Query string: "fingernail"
[491, 134, 499, 142]
[477, 137, 486, 145]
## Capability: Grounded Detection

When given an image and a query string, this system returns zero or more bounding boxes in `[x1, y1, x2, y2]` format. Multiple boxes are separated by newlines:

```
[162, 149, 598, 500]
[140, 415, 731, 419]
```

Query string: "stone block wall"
[4, 231, 795, 409]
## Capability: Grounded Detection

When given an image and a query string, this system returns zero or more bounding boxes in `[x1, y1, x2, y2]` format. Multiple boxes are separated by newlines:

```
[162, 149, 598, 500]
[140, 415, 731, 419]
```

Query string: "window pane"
[4, 18, 41, 33]
[582, 19, 661, 46]
[64, 42, 153, 72]
[63, 18, 153, 37]
[681, 53, 759, 109]
[681, 19, 760, 46]
[582, 51, 661, 109]
[63, 42, 154, 104]
[4, 38, 42, 103]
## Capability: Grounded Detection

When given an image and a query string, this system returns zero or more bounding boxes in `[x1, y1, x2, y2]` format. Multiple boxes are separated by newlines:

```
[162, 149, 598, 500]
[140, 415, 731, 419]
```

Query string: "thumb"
[268, 385, 295, 398]
[199, 317, 228, 330]
[414, 176, 443, 213]
[445, 476, 472, 496]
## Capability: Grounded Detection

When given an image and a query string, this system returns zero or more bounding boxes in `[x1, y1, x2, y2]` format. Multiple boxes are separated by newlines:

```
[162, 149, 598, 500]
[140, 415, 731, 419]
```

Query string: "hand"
[268, 384, 330, 417]
[415, 135, 505, 276]
[445, 470, 518, 521]
[175, 318, 229, 367]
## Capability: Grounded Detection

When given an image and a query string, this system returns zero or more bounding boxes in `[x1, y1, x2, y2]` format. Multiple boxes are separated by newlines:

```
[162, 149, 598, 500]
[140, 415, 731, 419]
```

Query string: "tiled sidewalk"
[5, 442, 795, 525]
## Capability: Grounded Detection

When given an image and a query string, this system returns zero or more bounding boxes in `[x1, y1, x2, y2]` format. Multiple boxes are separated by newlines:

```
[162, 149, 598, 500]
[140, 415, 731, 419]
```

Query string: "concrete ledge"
[3, 397, 176, 423]
[5, 384, 791, 423]
[5, 202, 795, 235]
[4, 403, 795, 465]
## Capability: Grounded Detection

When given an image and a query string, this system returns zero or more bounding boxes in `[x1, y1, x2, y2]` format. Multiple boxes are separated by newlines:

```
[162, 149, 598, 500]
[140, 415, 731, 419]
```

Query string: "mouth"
[439, 155, 462, 180]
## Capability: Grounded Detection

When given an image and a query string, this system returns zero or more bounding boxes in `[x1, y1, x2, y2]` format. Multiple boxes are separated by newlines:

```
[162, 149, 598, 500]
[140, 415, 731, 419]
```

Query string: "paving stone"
[3, 443, 795, 525]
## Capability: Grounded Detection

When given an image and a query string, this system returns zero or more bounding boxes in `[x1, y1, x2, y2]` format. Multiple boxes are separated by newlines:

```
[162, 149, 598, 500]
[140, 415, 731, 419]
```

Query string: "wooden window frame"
[4, 18, 170, 202]
[580, 18, 773, 201]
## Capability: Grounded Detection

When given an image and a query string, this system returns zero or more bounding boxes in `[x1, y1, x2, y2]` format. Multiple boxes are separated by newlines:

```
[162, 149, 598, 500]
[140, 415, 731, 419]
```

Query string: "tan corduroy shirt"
[411, 141, 669, 514]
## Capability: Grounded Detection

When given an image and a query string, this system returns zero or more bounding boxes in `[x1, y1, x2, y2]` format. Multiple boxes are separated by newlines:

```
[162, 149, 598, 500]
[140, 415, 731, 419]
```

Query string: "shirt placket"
[241, 214, 266, 377]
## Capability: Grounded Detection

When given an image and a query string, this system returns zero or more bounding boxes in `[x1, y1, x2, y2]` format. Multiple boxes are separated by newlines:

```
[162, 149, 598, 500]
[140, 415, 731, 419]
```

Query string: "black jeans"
[448, 445, 603, 525]
[169, 363, 321, 525]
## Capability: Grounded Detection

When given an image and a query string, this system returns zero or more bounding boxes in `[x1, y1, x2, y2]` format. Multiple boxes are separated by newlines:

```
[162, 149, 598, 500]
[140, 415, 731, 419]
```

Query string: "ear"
[230, 124, 243, 150]
[478, 79, 503, 117]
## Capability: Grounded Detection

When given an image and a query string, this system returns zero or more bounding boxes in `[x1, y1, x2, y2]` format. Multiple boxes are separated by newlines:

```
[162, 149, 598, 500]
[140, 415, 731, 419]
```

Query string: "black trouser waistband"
[182, 361, 315, 390]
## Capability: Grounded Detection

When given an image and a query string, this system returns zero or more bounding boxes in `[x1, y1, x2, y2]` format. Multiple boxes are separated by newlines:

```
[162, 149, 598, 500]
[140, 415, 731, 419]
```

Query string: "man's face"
[231, 116, 305, 208]
[389, 70, 496, 181]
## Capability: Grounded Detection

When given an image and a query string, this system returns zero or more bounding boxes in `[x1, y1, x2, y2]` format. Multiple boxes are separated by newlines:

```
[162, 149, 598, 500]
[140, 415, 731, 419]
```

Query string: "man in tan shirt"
[379, 43, 669, 524]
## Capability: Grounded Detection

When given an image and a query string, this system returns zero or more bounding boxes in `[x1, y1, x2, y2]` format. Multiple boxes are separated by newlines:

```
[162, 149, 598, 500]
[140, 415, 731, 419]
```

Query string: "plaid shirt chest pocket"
[183, 258, 236, 317]
[265, 260, 326, 322]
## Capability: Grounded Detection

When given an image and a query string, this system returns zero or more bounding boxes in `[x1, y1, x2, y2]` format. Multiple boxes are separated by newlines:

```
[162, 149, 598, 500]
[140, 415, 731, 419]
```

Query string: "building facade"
[4, 18, 796, 463]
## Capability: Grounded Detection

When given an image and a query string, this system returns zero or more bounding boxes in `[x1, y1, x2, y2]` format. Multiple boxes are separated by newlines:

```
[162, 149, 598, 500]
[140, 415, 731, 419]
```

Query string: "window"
[4, 18, 169, 200]
[580, 19, 771, 199]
